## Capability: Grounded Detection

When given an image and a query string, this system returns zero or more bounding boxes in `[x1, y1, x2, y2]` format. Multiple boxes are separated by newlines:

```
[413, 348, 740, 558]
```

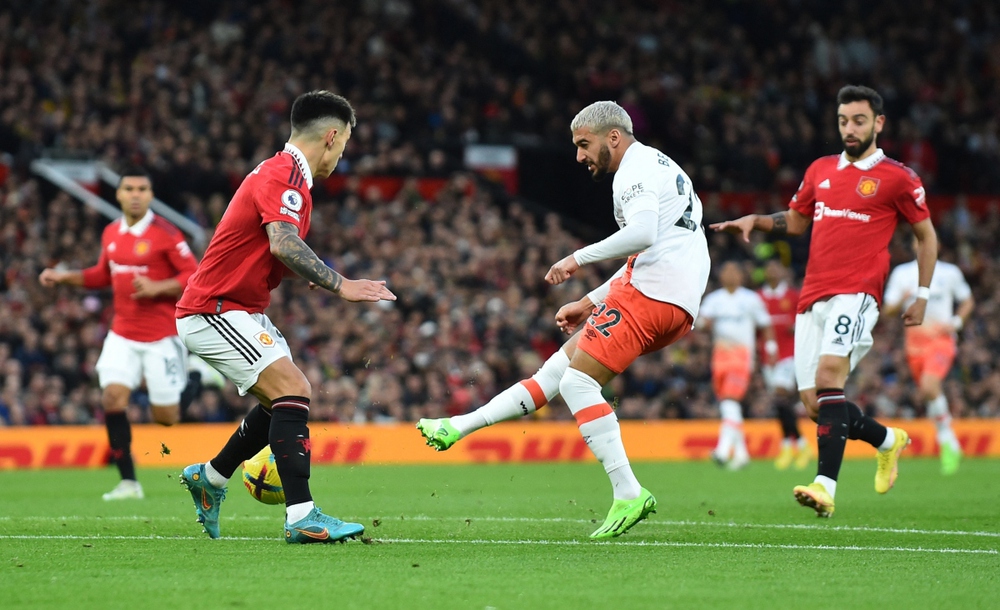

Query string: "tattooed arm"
[709, 209, 811, 242]
[266, 221, 343, 292]
[265, 222, 396, 302]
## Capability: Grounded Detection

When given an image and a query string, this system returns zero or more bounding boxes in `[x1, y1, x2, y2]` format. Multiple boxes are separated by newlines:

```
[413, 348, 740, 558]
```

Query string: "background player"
[711, 85, 937, 517]
[698, 261, 776, 470]
[759, 259, 810, 470]
[884, 240, 974, 474]
[39, 166, 197, 500]
[175, 91, 395, 542]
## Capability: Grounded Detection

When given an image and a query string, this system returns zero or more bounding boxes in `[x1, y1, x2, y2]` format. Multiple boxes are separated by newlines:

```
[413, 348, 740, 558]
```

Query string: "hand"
[555, 298, 594, 335]
[545, 254, 580, 285]
[336, 278, 397, 302]
[709, 215, 756, 243]
[131, 276, 161, 299]
[38, 268, 63, 287]
[902, 299, 927, 326]
[308, 282, 320, 290]
[766, 351, 778, 367]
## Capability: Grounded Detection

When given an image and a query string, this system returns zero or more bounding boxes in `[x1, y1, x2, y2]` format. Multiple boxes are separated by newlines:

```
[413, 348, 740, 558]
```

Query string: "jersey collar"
[119, 209, 154, 236]
[837, 148, 885, 171]
[283, 142, 314, 189]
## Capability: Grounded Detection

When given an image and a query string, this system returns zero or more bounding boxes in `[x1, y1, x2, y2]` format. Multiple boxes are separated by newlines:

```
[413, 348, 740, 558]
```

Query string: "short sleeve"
[883, 266, 905, 307]
[950, 266, 972, 302]
[256, 178, 306, 232]
[893, 168, 931, 225]
[788, 162, 817, 217]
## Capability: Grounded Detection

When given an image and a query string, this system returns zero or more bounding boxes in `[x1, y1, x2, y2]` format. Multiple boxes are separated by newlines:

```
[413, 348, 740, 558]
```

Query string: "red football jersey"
[176, 143, 313, 317]
[758, 282, 798, 360]
[82, 212, 197, 342]
[789, 149, 929, 313]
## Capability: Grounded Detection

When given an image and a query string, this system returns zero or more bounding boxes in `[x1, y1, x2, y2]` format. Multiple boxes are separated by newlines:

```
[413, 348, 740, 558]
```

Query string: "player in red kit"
[712, 86, 937, 517]
[758, 260, 811, 470]
[39, 167, 197, 500]
[176, 91, 395, 542]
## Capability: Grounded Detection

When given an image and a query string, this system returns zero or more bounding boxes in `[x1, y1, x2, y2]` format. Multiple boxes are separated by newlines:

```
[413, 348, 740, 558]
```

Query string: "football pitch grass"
[1, 458, 998, 609]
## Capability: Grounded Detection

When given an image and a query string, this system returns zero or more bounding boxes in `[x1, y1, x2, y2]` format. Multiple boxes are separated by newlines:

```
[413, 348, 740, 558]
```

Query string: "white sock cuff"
[204, 461, 228, 488]
[926, 394, 949, 418]
[559, 367, 604, 416]
[720, 399, 743, 422]
[534, 349, 570, 400]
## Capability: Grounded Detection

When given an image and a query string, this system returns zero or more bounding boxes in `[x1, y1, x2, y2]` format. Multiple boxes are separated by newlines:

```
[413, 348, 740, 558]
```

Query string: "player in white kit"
[883, 244, 974, 474]
[698, 262, 776, 469]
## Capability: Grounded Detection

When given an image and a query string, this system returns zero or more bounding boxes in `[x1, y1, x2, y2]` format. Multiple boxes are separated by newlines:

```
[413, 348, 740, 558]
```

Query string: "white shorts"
[763, 356, 796, 392]
[794, 293, 879, 391]
[94, 331, 188, 406]
[176, 311, 291, 396]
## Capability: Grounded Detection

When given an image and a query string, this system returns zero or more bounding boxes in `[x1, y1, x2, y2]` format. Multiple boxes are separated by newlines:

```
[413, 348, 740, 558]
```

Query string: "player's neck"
[609, 138, 638, 173]
[287, 138, 319, 178]
[123, 212, 145, 227]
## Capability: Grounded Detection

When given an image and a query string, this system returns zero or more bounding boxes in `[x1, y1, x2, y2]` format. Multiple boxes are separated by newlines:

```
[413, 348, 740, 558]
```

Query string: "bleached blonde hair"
[570, 101, 634, 135]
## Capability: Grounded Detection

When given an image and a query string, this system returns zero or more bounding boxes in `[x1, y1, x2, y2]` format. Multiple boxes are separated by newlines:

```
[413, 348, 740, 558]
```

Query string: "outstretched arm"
[709, 209, 812, 242]
[265, 222, 395, 302]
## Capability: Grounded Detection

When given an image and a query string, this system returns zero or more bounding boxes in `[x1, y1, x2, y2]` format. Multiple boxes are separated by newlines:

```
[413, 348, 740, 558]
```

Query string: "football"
[242, 446, 285, 505]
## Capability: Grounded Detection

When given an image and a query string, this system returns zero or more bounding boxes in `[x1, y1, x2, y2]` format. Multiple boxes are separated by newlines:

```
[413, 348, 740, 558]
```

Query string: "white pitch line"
[0, 534, 994, 555]
[2, 514, 999, 539]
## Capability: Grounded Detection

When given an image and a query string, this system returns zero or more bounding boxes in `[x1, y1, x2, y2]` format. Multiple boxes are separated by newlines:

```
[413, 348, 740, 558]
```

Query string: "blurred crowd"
[2, 172, 1000, 427]
[1, 0, 1000, 427]
[0, 0, 999, 212]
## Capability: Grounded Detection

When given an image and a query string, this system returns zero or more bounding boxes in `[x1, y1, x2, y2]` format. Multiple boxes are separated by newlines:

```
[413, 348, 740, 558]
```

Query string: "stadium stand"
[1, 0, 999, 426]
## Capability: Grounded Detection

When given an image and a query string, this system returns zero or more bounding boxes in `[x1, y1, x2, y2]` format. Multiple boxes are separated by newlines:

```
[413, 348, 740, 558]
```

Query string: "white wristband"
[764, 340, 778, 355]
[915, 286, 931, 300]
[951, 315, 963, 331]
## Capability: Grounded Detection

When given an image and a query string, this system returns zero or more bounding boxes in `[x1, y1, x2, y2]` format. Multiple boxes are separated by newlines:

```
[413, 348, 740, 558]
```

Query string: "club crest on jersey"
[133, 240, 151, 256]
[254, 331, 275, 347]
[856, 177, 880, 198]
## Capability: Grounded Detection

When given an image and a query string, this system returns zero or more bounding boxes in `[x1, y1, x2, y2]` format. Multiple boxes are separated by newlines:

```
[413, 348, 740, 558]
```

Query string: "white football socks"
[285, 501, 315, 524]
[715, 399, 747, 461]
[814, 475, 837, 498]
[927, 394, 960, 451]
[877, 427, 896, 452]
[450, 348, 570, 437]
[204, 462, 228, 488]
[559, 367, 641, 501]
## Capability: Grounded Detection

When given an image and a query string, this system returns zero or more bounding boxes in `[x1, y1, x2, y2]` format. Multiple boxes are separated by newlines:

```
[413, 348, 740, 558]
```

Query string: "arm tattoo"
[768, 212, 788, 236]
[265, 222, 343, 293]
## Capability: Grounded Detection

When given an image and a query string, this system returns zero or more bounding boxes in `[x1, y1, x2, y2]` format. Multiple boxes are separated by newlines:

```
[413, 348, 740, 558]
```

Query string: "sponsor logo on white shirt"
[621, 183, 644, 204]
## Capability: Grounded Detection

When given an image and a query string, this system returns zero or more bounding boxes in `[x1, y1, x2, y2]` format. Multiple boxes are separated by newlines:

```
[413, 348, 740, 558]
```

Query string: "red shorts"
[905, 327, 956, 382]
[711, 344, 752, 401]
[578, 278, 693, 374]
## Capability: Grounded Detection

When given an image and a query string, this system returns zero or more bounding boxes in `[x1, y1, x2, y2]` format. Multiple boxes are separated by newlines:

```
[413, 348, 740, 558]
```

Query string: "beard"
[842, 128, 875, 158]
[590, 144, 612, 182]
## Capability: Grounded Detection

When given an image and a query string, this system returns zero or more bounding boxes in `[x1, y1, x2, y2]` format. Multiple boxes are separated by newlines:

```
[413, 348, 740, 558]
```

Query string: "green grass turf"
[1, 458, 998, 609]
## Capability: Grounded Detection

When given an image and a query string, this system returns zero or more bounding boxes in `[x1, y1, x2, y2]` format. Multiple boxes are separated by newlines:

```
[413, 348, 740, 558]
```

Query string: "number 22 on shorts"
[589, 303, 622, 337]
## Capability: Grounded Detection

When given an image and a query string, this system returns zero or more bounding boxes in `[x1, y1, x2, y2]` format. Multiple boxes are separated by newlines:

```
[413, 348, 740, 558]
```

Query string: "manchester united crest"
[255, 331, 275, 347]
[856, 177, 880, 198]
[133, 240, 151, 256]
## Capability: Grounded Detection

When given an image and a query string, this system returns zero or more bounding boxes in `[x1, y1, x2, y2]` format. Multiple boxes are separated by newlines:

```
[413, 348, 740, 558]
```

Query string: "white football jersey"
[700, 286, 772, 352]
[612, 142, 711, 317]
[884, 260, 971, 325]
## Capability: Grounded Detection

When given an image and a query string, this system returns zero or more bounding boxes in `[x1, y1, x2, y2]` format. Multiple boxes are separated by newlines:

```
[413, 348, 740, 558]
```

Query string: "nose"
[576, 149, 587, 164]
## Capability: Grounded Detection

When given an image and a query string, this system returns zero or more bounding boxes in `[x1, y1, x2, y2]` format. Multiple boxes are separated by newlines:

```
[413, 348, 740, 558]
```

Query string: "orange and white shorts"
[905, 327, 956, 382]
[711, 344, 752, 401]
[578, 278, 694, 375]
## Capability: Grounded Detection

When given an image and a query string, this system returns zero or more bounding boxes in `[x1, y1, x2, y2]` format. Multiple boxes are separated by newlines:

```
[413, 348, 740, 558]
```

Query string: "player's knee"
[151, 405, 180, 426]
[800, 390, 819, 421]
[101, 386, 130, 412]
[919, 376, 942, 401]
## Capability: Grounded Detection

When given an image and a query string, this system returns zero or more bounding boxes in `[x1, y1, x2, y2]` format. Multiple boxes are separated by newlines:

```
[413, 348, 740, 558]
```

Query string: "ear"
[607, 128, 621, 148]
[325, 127, 340, 148]
[874, 114, 885, 134]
